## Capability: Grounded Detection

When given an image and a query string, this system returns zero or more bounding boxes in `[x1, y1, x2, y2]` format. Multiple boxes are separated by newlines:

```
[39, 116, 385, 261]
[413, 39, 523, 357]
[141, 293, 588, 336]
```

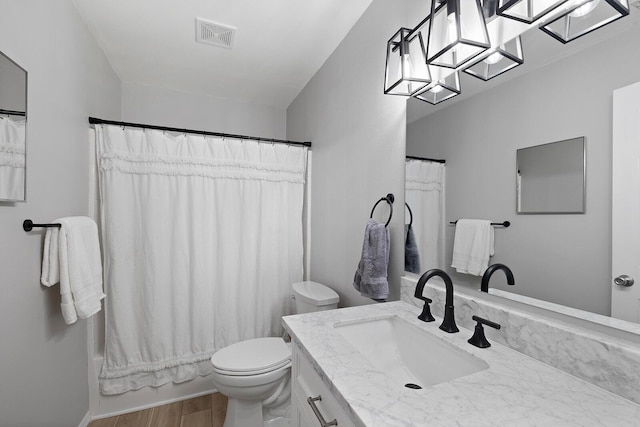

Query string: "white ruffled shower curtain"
[95, 124, 307, 394]
[0, 116, 26, 200]
[405, 159, 445, 271]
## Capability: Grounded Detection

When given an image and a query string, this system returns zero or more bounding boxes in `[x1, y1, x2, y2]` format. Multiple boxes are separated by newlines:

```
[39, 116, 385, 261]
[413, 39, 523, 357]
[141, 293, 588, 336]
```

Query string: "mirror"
[0, 50, 27, 202]
[405, 8, 640, 325]
[516, 137, 585, 214]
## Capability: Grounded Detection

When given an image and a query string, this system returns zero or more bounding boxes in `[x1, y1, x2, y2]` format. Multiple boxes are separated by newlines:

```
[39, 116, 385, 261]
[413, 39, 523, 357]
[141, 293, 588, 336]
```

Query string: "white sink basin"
[334, 315, 489, 388]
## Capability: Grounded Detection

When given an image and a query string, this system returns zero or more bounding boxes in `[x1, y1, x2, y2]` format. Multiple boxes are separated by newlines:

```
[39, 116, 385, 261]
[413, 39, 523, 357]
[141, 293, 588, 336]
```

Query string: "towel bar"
[23, 219, 61, 232]
[449, 220, 510, 227]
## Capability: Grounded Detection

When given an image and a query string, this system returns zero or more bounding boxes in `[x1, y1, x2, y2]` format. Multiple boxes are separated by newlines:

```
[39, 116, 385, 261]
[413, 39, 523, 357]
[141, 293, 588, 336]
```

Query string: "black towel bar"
[23, 219, 62, 232]
[449, 220, 510, 227]
[370, 194, 394, 227]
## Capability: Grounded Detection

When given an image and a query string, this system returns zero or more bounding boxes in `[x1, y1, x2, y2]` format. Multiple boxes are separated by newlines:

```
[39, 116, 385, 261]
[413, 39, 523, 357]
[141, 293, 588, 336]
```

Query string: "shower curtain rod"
[0, 109, 26, 117]
[406, 155, 446, 164]
[88, 117, 312, 147]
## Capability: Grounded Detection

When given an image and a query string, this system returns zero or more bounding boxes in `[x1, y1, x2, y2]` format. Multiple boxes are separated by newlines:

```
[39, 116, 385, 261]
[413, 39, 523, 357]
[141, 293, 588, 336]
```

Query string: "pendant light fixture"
[496, 0, 570, 23]
[463, 36, 524, 80]
[382, 0, 630, 105]
[539, 0, 630, 43]
[384, 27, 431, 96]
[413, 67, 461, 105]
[427, 0, 491, 69]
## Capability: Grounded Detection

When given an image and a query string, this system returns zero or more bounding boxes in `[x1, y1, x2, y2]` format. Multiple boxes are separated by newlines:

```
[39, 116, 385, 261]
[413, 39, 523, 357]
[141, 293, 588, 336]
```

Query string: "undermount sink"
[334, 315, 489, 388]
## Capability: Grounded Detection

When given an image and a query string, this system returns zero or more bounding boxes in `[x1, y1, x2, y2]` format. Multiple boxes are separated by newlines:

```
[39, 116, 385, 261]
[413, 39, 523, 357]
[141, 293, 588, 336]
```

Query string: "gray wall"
[121, 82, 287, 139]
[407, 24, 640, 316]
[286, 0, 424, 306]
[0, 1, 121, 426]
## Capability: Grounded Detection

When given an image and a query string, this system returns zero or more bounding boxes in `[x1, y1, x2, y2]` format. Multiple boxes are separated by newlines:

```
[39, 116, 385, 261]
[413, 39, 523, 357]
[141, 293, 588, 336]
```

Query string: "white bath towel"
[451, 219, 494, 276]
[41, 217, 105, 324]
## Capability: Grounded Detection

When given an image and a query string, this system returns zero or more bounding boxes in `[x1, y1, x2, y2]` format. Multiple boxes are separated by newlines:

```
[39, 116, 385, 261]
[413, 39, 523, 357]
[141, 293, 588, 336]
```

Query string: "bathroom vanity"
[283, 296, 640, 426]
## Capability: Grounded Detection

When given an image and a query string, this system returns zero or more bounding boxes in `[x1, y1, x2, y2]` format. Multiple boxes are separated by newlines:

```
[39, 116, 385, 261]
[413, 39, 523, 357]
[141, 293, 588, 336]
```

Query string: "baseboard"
[90, 388, 218, 421]
[78, 411, 91, 427]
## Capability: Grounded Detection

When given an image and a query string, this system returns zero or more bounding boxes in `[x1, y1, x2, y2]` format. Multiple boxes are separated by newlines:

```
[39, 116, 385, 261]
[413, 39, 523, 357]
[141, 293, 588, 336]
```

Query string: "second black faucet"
[480, 263, 515, 293]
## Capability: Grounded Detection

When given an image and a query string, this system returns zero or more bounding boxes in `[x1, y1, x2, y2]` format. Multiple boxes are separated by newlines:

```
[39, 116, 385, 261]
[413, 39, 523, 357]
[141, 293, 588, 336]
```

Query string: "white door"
[612, 81, 640, 322]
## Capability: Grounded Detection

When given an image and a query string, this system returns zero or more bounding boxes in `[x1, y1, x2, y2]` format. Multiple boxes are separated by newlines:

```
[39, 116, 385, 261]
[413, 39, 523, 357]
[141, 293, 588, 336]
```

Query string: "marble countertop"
[283, 301, 640, 427]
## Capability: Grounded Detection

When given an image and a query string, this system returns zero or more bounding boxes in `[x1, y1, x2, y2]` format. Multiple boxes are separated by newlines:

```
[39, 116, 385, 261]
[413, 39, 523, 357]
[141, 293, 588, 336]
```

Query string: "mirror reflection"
[405, 9, 640, 325]
[0, 50, 27, 202]
[404, 157, 445, 274]
[517, 137, 586, 214]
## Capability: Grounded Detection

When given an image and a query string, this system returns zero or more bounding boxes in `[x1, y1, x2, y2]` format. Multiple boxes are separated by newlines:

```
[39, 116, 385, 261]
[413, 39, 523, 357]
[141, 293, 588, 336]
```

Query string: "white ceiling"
[72, 0, 373, 110]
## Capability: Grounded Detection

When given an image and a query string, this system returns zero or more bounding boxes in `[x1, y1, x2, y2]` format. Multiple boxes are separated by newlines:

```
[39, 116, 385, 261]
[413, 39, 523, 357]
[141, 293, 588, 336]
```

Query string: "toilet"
[210, 281, 339, 427]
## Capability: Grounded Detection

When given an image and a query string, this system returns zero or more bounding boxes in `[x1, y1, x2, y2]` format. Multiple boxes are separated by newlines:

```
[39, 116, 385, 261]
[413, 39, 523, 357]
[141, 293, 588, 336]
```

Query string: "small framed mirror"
[516, 137, 585, 214]
[0, 50, 27, 202]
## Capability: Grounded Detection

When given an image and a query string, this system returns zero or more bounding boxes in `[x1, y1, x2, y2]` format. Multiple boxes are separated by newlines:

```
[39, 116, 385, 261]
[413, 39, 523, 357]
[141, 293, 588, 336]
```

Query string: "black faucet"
[480, 263, 515, 293]
[414, 269, 459, 333]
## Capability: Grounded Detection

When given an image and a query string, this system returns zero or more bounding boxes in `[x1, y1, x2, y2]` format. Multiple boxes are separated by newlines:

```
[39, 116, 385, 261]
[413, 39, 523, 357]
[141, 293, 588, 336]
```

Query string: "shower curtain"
[0, 116, 26, 200]
[95, 124, 307, 394]
[405, 159, 445, 272]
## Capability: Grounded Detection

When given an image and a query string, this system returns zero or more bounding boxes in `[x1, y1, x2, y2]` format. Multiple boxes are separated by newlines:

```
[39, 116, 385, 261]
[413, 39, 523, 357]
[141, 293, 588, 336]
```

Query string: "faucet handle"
[417, 297, 435, 323]
[467, 315, 501, 348]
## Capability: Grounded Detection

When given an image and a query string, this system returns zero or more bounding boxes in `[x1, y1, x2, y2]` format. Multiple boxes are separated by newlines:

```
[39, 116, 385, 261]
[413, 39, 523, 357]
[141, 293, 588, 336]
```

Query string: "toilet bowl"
[210, 281, 339, 427]
[211, 337, 291, 427]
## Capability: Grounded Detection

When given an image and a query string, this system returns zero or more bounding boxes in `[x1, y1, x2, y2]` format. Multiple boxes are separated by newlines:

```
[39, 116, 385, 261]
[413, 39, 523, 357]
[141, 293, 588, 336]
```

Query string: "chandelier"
[384, 0, 630, 105]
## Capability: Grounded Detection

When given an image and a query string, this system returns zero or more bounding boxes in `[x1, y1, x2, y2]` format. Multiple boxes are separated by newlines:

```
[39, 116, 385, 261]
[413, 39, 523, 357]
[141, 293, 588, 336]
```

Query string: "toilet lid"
[211, 337, 291, 375]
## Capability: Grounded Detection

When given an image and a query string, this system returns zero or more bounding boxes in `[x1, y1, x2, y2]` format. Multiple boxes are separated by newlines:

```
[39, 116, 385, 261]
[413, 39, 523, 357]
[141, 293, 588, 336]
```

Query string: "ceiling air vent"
[195, 18, 236, 49]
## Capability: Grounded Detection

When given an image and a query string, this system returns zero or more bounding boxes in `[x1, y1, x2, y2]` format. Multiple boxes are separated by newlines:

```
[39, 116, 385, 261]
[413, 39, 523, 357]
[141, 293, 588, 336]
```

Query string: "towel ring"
[405, 202, 413, 229]
[370, 194, 394, 227]
[405, 202, 413, 242]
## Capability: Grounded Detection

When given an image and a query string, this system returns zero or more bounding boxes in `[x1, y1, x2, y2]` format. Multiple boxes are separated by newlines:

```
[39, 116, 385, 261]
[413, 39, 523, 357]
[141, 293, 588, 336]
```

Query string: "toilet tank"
[292, 281, 339, 314]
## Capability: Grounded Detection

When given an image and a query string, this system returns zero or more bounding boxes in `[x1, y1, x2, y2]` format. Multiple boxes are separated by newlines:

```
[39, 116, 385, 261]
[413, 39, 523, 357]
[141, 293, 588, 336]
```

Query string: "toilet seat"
[211, 337, 291, 376]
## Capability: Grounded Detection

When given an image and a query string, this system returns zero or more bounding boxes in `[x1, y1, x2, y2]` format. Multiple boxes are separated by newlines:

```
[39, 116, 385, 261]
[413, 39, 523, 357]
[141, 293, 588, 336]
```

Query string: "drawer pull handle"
[307, 395, 338, 426]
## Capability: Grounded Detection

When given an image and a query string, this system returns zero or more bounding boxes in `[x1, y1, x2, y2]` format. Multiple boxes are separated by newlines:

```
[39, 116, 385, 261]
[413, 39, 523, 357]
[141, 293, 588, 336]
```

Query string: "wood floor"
[88, 393, 228, 427]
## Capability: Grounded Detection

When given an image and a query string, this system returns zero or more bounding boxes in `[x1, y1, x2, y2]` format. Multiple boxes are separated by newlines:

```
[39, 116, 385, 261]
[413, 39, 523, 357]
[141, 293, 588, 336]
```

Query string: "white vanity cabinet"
[291, 340, 356, 427]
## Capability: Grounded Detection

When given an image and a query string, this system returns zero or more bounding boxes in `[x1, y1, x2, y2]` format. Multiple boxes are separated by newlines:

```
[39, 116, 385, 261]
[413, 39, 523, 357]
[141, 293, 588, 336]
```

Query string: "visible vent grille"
[195, 18, 236, 49]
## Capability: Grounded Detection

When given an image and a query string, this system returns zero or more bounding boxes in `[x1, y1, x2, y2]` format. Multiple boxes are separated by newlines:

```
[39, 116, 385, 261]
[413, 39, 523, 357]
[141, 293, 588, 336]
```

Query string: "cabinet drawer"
[293, 387, 327, 427]
[292, 347, 356, 427]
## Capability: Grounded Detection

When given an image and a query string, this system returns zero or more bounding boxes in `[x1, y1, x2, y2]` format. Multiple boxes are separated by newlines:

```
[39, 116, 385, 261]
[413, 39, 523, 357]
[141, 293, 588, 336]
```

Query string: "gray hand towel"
[404, 224, 421, 274]
[353, 219, 390, 300]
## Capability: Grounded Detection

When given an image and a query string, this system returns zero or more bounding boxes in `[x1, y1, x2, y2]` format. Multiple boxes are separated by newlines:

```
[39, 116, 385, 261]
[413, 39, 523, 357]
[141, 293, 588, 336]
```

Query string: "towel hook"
[370, 194, 394, 227]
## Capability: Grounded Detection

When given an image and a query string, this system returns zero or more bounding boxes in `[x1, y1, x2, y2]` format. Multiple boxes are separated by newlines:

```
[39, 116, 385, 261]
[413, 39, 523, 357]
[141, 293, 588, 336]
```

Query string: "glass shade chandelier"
[497, 0, 570, 23]
[463, 36, 524, 80]
[383, 0, 631, 105]
[427, 0, 491, 68]
[414, 67, 461, 104]
[384, 27, 431, 96]
[539, 0, 630, 43]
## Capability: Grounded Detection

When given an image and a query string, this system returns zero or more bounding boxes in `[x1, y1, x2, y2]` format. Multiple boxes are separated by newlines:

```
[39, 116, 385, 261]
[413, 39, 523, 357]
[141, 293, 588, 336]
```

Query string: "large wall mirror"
[405, 8, 640, 327]
[517, 137, 586, 214]
[0, 50, 27, 202]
